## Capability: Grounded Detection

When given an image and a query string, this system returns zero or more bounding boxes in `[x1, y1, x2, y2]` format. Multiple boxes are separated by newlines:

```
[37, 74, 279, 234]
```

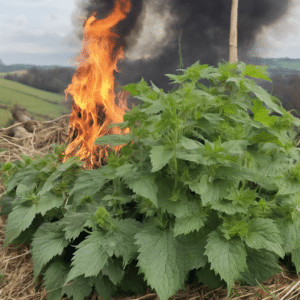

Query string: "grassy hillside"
[0, 78, 71, 128]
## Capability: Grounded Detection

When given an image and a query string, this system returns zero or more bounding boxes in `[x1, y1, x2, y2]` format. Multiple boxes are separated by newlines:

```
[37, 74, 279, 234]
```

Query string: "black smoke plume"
[69, 0, 291, 91]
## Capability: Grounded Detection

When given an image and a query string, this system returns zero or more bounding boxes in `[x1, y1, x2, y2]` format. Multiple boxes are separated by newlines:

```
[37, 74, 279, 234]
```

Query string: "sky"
[0, 0, 300, 66]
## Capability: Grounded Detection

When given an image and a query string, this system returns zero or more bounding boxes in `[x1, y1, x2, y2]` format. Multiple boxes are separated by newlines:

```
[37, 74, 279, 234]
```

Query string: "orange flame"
[63, 0, 131, 169]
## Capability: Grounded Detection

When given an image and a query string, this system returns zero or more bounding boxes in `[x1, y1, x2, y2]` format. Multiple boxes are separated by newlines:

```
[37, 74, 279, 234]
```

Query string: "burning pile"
[63, 0, 131, 170]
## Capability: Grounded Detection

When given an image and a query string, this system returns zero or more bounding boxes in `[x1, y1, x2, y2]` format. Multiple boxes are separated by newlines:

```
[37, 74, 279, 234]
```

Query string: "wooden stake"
[229, 0, 239, 64]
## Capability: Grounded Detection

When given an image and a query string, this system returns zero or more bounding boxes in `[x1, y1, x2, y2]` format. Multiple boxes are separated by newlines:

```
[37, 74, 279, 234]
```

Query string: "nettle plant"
[2, 61, 300, 300]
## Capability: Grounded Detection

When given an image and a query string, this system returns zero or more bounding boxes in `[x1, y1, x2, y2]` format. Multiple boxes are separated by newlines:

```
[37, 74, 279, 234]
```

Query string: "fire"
[62, 0, 131, 170]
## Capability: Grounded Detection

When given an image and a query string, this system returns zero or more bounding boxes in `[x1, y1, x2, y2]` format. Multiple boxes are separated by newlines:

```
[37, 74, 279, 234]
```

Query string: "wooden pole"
[229, 0, 239, 64]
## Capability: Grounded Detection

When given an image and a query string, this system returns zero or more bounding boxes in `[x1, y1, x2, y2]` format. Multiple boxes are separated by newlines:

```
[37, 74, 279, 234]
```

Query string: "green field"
[0, 78, 71, 128]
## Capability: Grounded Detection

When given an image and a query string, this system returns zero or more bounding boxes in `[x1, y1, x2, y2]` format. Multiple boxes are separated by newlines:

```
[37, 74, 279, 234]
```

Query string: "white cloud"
[0, 0, 76, 63]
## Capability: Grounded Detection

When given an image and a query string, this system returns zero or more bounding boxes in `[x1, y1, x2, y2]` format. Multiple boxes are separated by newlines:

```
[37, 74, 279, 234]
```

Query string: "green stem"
[173, 128, 178, 191]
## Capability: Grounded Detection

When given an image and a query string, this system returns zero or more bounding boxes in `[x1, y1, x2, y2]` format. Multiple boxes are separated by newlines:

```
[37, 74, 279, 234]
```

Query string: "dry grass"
[1, 113, 300, 300]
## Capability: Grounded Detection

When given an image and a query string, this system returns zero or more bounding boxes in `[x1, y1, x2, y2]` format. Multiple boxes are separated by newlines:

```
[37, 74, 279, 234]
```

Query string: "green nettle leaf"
[43, 258, 70, 300]
[62, 275, 93, 300]
[205, 230, 247, 295]
[149, 145, 175, 172]
[173, 201, 207, 236]
[252, 98, 276, 127]
[38, 157, 83, 196]
[196, 263, 226, 289]
[244, 218, 284, 257]
[65, 231, 110, 283]
[241, 247, 282, 286]
[211, 199, 248, 215]
[249, 130, 284, 147]
[99, 219, 140, 265]
[95, 133, 135, 147]
[62, 210, 94, 241]
[189, 175, 232, 206]
[4, 204, 38, 247]
[68, 169, 107, 197]
[241, 63, 272, 81]
[66, 219, 139, 283]
[291, 248, 300, 274]
[4, 59, 300, 299]
[243, 80, 284, 115]
[101, 259, 124, 285]
[135, 224, 186, 300]
[93, 273, 118, 300]
[276, 219, 300, 253]
[37, 191, 65, 216]
[126, 175, 158, 207]
[178, 136, 204, 150]
[32, 222, 69, 279]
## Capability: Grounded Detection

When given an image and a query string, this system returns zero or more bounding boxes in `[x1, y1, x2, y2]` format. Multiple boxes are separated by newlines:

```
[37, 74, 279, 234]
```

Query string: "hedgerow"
[1, 60, 300, 300]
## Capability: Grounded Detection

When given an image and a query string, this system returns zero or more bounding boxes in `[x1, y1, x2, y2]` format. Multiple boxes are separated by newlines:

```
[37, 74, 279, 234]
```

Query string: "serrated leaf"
[277, 219, 300, 253]
[135, 224, 186, 300]
[242, 64, 272, 81]
[244, 218, 284, 257]
[176, 231, 208, 271]
[149, 145, 174, 172]
[189, 175, 232, 206]
[196, 263, 226, 289]
[93, 273, 118, 300]
[241, 247, 282, 286]
[243, 80, 283, 115]
[119, 262, 148, 295]
[37, 157, 83, 196]
[66, 219, 139, 283]
[95, 133, 135, 147]
[249, 130, 283, 146]
[37, 191, 65, 216]
[211, 199, 248, 215]
[11, 214, 44, 248]
[102, 259, 124, 285]
[43, 258, 70, 300]
[291, 247, 300, 274]
[16, 181, 37, 198]
[4, 204, 38, 247]
[165, 73, 183, 84]
[63, 275, 93, 300]
[99, 219, 140, 264]
[205, 231, 247, 295]
[62, 210, 93, 241]
[178, 136, 203, 150]
[6, 168, 38, 193]
[65, 231, 110, 283]
[68, 169, 107, 197]
[277, 178, 300, 195]
[115, 163, 138, 178]
[126, 175, 158, 207]
[140, 100, 164, 115]
[32, 222, 69, 279]
[174, 201, 206, 236]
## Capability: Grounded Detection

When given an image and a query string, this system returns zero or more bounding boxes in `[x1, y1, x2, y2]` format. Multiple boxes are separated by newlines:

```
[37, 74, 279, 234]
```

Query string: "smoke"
[69, 0, 291, 90]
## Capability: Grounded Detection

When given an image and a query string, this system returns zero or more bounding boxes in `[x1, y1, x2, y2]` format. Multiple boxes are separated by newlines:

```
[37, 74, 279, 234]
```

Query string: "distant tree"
[4, 67, 75, 95]
[0, 58, 4, 65]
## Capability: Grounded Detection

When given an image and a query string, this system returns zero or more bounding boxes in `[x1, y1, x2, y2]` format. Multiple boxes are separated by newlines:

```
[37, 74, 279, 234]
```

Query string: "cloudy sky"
[0, 0, 300, 66]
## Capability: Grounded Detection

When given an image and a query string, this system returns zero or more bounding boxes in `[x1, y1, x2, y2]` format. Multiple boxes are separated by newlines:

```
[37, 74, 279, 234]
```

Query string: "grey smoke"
[68, 0, 291, 90]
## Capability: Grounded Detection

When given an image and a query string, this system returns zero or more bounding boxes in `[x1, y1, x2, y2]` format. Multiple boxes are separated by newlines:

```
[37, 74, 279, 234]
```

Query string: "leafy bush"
[1, 60, 300, 300]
